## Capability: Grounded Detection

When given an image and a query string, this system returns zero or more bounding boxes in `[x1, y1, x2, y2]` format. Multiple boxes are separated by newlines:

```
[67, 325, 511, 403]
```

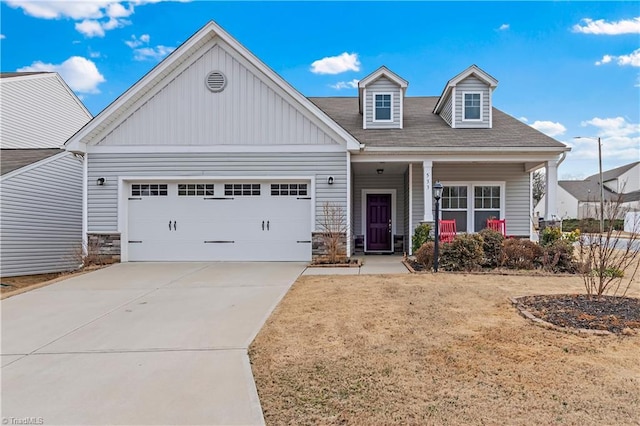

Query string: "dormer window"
[463, 92, 481, 121]
[374, 93, 392, 121]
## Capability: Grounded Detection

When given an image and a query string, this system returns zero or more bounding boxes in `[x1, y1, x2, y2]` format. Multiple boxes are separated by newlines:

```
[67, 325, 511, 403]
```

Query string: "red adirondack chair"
[487, 218, 506, 236]
[439, 219, 457, 243]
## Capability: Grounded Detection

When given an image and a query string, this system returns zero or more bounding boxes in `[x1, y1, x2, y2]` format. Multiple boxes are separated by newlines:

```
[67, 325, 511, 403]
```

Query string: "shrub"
[542, 240, 578, 273]
[501, 238, 543, 270]
[412, 223, 433, 253]
[540, 226, 562, 247]
[415, 241, 435, 270]
[478, 228, 504, 268]
[439, 234, 484, 272]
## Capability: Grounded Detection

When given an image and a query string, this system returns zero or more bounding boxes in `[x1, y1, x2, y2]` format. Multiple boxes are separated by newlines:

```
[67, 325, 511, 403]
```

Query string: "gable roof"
[310, 96, 568, 153]
[0, 149, 64, 175]
[357, 66, 408, 114]
[433, 64, 498, 114]
[586, 161, 640, 182]
[65, 21, 361, 153]
[0, 72, 92, 149]
[559, 179, 621, 202]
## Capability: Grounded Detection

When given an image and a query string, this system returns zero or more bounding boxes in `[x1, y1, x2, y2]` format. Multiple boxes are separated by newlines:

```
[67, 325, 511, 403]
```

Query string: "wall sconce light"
[377, 169, 384, 175]
[96, 177, 106, 186]
[327, 176, 334, 185]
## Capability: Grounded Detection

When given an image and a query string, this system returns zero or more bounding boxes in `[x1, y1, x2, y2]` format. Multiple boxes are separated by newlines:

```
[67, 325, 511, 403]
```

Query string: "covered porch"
[350, 157, 562, 255]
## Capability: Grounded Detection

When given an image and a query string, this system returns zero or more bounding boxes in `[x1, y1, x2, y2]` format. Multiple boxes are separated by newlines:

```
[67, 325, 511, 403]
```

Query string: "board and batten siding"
[434, 163, 531, 236]
[364, 77, 402, 129]
[352, 172, 405, 242]
[0, 153, 83, 277]
[454, 75, 491, 129]
[87, 152, 348, 232]
[0, 74, 91, 149]
[99, 41, 339, 147]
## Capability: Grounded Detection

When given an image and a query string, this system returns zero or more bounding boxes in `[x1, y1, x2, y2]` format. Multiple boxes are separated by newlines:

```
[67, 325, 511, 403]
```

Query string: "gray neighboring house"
[536, 162, 640, 219]
[65, 21, 569, 262]
[1, 72, 92, 277]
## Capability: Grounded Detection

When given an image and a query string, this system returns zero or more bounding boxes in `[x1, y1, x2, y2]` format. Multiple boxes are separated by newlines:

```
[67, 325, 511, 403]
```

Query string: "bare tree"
[316, 202, 348, 264]
[578, 194, 640, 297]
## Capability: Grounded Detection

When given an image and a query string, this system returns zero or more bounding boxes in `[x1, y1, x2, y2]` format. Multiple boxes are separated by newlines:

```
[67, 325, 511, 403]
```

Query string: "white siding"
[0, 153, 83, 276]
[99, 41, 339, 146]
[434, 163, 531, 236]
[619, 165, 640, 193]
[0, 74, 91, 149]
[352, 173, 405, 238]
[364, 77, 402, 129]
[454, 75, 491, 129]
[87, 152, 347, 232]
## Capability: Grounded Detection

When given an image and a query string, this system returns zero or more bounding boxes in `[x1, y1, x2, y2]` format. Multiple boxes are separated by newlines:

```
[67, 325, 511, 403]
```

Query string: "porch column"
[423, 160, 433, 222]
[545, 160, 558, 220]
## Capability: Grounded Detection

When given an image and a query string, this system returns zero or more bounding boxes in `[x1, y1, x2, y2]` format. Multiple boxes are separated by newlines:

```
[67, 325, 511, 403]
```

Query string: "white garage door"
[127, 181, 312, 261]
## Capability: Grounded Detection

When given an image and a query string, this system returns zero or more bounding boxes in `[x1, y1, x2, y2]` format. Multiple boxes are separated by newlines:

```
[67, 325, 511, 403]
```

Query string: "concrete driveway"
[1, 262, 305, 425]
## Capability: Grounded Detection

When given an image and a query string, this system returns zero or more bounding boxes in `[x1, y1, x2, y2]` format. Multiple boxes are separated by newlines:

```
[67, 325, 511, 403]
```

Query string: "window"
[441, 186, 468, 232]
[374, 93, 392, 121]
[178, 183, 214, 196]
[224, 183, 261, 196]
[439, 183, 504, 233]
[131, 184, 168, 197]
[464, 93, 481, 120]
[474, 185, 501, 231]
[271, 183, 308, 196]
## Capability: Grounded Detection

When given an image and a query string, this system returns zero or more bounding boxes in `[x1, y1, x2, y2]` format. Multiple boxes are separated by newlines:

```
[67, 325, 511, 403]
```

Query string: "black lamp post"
[433, 181, 443, 272]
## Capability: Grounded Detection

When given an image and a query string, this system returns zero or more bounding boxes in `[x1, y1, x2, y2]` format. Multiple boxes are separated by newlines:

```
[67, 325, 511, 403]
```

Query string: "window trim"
[462, 91, 483, 122]
[373, 92, 393, 122]
[440, 181, 505, 232]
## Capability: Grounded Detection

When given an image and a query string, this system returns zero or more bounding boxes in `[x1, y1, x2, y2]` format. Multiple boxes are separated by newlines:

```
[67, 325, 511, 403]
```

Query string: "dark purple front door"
[366, 194, 392, 251]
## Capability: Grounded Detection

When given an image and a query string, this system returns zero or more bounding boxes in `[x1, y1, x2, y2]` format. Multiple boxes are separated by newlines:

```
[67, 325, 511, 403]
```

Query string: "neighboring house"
[537, 162, 640, 220]
[65, 21, 568, 262]
[0, 72, 91, 277]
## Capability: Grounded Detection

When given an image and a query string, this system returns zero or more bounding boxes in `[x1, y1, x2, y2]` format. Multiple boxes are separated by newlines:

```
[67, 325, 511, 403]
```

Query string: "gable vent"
[205, 71, 226, 92]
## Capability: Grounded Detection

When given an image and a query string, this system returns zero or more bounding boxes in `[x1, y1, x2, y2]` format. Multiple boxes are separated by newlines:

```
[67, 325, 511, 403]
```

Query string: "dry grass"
[249, 273, 640, 425]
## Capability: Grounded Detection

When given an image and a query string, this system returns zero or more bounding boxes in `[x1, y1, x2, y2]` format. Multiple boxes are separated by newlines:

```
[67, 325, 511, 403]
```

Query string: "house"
[536, 162, 640, 219]
[0, 72, 92, 276]
[65, 21, 569, 262]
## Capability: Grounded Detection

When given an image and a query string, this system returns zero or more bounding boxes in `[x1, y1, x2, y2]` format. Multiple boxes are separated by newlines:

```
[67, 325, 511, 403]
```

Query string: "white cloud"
[0, 34, 5, 39]
[17, 56, 106, 94]
[75, 20, 105, 38]
[499, 24, 510, 31]
[595, 49, 640, 67]
[133, 45, 174, 61]
[311, 52, 360, 75]
[125, 34, 150, 48]
[570, 116, 640, 160]
[89, 51, 101, 58]
[572, 17, 640, 35]
[330, 79, 359, 90]
[5, 1, 170, 37]
[530, 120, 567, 137]
[519, 116, 528, 123]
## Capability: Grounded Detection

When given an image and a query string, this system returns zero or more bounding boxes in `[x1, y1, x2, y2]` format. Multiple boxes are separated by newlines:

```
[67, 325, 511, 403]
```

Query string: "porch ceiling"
[352, 162, 408, 175]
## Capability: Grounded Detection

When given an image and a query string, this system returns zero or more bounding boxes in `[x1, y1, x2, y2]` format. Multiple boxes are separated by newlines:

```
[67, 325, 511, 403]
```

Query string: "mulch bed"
[515, 294, 640, 334]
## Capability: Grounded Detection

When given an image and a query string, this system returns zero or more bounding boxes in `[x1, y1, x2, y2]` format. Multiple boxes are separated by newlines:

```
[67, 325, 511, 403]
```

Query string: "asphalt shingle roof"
[309, 97, 567, 151]
[586, 161, 640, 182]
[559, 180, 620, 202]
[1, 149, 64, 175]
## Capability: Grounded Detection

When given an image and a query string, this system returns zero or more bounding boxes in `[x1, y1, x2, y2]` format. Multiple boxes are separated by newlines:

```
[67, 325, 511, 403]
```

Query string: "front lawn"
[249, 273, 640, 425]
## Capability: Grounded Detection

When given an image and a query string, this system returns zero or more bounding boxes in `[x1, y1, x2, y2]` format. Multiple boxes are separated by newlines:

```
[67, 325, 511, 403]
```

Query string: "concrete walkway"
[302, 255, 409, 275]
[1, 262, 306, 425]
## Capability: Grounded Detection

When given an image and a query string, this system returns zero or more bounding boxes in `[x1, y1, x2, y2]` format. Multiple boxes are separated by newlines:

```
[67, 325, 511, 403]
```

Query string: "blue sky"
[1, 1, 638, 179]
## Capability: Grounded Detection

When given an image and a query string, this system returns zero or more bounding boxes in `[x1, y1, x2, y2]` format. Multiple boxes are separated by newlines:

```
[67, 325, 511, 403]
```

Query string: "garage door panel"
[127, 181, 312, 262]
